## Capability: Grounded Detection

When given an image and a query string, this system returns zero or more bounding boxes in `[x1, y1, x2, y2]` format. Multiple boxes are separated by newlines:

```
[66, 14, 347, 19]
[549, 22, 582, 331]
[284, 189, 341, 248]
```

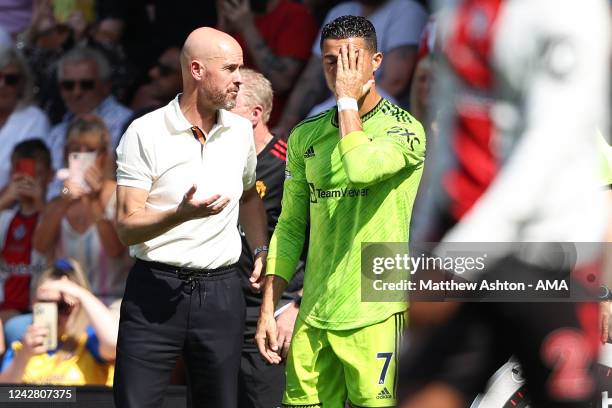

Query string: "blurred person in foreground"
[232, 68, 304, 408]
[113, 27, 268, 408]
[273, 0, 428, 139]
[0, 47, 50, 195]
[256, 15, 426, 407]
[398, 0, 611, 407]
[33, 115, 129, 306]
[0, 257, 117, 385]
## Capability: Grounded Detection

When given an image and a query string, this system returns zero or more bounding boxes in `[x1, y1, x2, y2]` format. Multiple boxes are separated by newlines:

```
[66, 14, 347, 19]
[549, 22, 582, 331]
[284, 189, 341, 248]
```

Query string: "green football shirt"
[267, 98, 426, 330]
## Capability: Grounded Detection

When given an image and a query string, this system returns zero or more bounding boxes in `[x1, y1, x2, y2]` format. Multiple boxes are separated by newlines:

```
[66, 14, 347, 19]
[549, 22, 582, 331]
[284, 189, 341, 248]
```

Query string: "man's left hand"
[219, 0, 254, 32]
[276, 301, 299, 358]
[335, 43, 374, 100]
[249, 254, 266, 292]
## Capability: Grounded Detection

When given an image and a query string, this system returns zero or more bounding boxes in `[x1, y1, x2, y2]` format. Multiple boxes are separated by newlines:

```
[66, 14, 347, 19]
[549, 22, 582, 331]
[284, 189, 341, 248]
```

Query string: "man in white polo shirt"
[113, 27, 268, 408]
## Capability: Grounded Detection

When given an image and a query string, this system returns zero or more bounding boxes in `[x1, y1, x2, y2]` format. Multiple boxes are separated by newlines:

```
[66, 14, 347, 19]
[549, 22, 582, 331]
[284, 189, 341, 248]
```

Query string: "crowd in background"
[0, 0, 433, 387]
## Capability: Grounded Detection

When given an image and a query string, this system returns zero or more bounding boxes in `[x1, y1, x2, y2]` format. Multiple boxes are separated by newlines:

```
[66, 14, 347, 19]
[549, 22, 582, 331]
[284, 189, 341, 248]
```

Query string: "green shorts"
[283, 312, 405, 407]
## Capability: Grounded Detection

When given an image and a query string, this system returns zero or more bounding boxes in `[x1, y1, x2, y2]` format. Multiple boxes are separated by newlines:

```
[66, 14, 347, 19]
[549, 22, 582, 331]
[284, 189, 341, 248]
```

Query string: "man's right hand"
[176, 185, 230, 222]
[255, 312, 282, 364]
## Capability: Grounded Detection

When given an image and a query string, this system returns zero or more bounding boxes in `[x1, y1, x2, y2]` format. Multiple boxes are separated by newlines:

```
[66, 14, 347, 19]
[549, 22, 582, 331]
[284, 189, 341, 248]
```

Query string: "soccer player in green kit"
[255, 15, 426, 407]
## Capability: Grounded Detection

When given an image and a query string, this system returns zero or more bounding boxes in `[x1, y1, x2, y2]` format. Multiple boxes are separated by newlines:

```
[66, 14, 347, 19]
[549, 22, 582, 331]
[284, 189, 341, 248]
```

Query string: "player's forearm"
[239, 187, 268, 252]
[338, 109, 363, 138]
[339, 131, 408, 186]
[260, 275, 289, 316]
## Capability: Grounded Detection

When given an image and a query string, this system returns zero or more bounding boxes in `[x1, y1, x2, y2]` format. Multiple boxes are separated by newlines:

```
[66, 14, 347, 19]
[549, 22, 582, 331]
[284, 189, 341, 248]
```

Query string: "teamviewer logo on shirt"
[308, 183, 317, 203]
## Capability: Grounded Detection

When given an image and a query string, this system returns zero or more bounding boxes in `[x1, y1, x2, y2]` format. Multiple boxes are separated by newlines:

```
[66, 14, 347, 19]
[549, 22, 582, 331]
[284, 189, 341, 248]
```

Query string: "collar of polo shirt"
[165, 94, 231, 134]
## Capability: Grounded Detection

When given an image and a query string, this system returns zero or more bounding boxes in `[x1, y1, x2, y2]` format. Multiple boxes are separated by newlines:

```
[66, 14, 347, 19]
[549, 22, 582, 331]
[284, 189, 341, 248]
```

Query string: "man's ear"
[191, 60, 204, 80]
[251, 105, 264, 127]
[372, 51, 383, 73]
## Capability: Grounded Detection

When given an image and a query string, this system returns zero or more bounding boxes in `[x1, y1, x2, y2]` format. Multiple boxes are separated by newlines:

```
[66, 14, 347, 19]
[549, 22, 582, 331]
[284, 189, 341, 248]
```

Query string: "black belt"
[136, 259, 237, 279]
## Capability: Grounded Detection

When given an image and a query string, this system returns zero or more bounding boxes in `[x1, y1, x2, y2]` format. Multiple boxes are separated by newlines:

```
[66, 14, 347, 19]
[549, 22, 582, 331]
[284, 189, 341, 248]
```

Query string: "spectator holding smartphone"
[33, 115, 130, 306]
[0, 258, 117, 385]
[0, 140, 53, 325]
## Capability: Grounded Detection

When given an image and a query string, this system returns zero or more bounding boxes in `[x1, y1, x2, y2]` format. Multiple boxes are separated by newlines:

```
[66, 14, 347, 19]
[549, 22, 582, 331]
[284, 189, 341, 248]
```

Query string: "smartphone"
[15, 158, 36, 178]
[33, 302, 58, 350]
[68, 152, 97, 193]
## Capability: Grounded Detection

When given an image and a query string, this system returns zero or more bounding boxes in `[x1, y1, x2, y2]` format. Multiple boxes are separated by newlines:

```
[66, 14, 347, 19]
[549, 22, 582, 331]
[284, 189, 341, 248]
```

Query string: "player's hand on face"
[334, 43, 374, 100]
[276, 301, 299, 359]
[177, 185, 230, 222]
[249, 254, 266, 292]
[219, 0, 253, 31]
[255, 312, 282, 364]
[22, 324, 50, 356]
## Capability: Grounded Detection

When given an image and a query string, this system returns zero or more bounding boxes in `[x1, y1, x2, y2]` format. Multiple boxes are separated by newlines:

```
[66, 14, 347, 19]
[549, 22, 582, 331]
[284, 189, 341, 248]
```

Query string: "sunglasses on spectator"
[155, 62, 177, 77]
[60, 79, 96, 92]
[0, 73, 21, 86]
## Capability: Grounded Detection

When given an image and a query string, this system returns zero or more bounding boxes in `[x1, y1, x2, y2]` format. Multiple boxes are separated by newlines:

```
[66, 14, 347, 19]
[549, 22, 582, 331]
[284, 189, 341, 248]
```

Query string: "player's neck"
[358, 87, 382, 117]
[254, 123, 273, 155]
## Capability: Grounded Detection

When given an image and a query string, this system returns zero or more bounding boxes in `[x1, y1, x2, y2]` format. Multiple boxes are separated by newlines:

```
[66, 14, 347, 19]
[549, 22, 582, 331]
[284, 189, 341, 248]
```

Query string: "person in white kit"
[399, 0, 611, 407]
[112, 27, 269, 408]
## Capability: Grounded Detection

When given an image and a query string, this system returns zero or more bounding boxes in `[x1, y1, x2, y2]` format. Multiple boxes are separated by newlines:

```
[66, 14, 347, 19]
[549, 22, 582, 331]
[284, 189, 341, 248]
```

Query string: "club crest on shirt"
[256, 180, 267, 198]
[13, 224, 26, 241]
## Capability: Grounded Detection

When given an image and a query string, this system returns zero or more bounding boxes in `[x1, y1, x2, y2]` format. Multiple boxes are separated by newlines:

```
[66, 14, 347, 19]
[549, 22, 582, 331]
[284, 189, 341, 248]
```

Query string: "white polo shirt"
[116, 95, 257, 268]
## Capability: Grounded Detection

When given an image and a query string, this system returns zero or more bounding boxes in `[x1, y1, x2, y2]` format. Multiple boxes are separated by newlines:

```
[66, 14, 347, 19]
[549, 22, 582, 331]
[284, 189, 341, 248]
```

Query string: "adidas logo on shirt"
[303, 146, 315, 158]
[376, 387, 393, 399]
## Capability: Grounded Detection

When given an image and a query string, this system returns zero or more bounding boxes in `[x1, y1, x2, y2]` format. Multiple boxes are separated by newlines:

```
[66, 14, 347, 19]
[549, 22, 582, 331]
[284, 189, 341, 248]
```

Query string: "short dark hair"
[320, 15, 377, 52]
[11, 139, 52, 169]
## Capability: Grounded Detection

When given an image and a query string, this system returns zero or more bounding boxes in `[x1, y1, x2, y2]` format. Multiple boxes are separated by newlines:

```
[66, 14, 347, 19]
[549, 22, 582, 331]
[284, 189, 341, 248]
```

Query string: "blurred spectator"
[33, 116, 130, 305]
[274, 0, 428, 138]
[0, 258, 117, 385]
[130, 46, 181, 111]
[0, 27, 12, 48]
[0, 47, 50, 194]
[232, 68, 304, 408]
[408, 54, 432, 127]
[0, 140, 52, 324]
[300, 0, 345, 24]
[0, 0, 33, 35]
[16, 0, 75, 124]
[217, 0, 318, 126]
[47, 46, 132, 177]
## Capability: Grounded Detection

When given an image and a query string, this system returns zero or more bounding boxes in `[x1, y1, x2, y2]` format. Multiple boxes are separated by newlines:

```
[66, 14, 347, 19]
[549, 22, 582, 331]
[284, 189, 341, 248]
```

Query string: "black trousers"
[113, 259, 245, 408]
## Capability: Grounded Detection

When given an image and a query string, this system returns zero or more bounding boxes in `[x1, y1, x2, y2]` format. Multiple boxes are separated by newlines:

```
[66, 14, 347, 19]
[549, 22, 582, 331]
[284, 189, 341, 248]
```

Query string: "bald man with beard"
[113, 27, 268, 408]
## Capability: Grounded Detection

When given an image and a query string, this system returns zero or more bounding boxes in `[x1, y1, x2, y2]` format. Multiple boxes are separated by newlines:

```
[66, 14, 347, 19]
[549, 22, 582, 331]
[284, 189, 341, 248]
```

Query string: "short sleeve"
[243, 133, 257, 190]
[115, 125, 154, 191]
